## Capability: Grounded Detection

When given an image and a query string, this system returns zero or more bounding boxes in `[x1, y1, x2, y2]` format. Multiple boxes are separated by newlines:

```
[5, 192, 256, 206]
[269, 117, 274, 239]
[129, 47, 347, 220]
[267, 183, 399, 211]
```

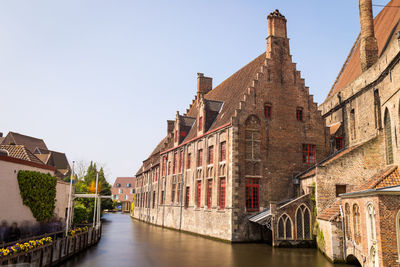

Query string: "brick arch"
[346, 254, 362, 266]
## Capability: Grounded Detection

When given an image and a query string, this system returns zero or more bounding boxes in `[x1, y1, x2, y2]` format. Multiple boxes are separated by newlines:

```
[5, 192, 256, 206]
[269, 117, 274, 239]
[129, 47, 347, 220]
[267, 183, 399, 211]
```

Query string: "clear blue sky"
[0, 0, 387, 183]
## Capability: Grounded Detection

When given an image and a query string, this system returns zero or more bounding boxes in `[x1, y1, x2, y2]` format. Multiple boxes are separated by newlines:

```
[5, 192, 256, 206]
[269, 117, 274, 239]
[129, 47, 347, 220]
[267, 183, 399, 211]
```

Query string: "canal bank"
[60, 213, 353, 267]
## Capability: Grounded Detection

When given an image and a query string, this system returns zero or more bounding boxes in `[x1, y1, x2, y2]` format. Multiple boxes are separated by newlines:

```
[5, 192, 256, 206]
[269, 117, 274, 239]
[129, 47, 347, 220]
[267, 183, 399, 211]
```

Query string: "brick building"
[295, 0, 400, 265]
[111, 177, 136, 212]
[133, 9, 329, 242]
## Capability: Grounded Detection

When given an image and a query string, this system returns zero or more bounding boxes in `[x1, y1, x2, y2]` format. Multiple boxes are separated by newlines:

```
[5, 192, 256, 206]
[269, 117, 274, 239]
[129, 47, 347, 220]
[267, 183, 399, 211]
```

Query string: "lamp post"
[65, 161, 75, 236]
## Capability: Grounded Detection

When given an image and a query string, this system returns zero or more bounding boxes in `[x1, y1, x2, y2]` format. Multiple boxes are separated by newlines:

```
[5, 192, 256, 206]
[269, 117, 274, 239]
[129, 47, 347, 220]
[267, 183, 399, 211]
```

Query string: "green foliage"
[73, 204, 88, 224]
[315, 222, 325, 250]
[17, 170, 57, 222]
[310, 182, 317, 216]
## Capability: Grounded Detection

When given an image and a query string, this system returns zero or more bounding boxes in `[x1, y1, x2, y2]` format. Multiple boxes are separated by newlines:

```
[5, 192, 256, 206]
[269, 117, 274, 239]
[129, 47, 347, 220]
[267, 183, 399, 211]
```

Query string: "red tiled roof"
[317, 198, 340, 221]
[327, 0, 400, 98]
[0, 145, 45, 165]
[352, 165, 400, 192]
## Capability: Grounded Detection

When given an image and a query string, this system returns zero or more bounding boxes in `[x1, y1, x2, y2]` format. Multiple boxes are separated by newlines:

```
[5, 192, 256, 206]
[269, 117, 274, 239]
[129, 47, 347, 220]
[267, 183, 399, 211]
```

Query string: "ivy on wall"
[17, 170, 57, 222]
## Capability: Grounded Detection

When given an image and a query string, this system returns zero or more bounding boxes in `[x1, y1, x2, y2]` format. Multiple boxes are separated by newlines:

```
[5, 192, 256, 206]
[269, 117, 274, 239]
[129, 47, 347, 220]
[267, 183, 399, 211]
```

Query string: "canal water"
[60, 213, 352, 267]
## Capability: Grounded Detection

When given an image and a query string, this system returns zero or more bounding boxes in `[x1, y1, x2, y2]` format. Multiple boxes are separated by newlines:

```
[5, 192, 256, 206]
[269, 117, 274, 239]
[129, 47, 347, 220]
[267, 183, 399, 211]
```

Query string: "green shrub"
[73, 204, 88, 224]
[17, 170, 57, 222]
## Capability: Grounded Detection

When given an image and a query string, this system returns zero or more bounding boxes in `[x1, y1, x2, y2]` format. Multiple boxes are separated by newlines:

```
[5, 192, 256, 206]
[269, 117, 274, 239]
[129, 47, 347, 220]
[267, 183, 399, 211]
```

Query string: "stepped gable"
[327, 0, 400, 98]
[0, 145, 45, 165]
[184, 53, 266, 141]
[1, 131, 48, 153]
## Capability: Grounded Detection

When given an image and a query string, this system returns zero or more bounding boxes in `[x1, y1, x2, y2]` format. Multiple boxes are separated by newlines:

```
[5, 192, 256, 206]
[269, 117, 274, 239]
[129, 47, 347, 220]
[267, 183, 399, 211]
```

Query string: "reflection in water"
[60, 213, 353, 267]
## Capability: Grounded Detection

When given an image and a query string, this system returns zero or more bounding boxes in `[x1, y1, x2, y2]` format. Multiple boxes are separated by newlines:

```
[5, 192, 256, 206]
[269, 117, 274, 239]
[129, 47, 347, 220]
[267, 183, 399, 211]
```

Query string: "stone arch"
[346, 254, 362, 266]
[277, 213, 293, 240]
[295, 204, 311, 240]
[245, 114, 261, 128]
[384, 108, 394, 164]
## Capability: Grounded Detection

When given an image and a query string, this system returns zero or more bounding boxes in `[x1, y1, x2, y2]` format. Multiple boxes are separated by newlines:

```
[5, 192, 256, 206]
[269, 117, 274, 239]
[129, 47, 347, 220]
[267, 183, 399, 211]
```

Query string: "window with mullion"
[302, 144, 316, 164]
[208, 146, 214, 164]
[220, 141, 226, 161]
[197, 149, 203, 167]
[245, 178, 260, 211]
[207, 179, 212, 209]
[219, 178, 225, 209]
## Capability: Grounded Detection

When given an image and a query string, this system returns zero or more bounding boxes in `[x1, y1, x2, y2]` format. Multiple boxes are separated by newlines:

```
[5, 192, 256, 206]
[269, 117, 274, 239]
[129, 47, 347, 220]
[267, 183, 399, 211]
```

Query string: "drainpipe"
[339, 205, 347, 261]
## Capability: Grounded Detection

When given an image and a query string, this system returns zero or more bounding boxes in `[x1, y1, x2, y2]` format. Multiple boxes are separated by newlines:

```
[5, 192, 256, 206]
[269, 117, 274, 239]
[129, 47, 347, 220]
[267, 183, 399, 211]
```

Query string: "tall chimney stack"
[267, 9, 287, 38]
[359, 0, 378, 71]
[197, 73, 212, 98]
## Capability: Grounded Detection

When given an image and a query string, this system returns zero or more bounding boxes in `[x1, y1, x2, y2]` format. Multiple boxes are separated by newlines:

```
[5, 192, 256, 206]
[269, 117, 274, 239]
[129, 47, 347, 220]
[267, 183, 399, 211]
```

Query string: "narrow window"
[160, 191, 164, 205]
[302, 144, 316, 164]
[173, 152, 178, 174]
[245, 178, 260, 212]
[350, 109, 356, 140]
[179, 150, 184, 173]
[384, 109, 394, 164]
[345, 203, 351, 240]
[335, 137, 343, 150]
[296, 205, 311, 240]
[208, 146, 214, 164]
[197, 149, 203, 167]
[207, 179, 212, 209]
[196, 181, 201, 208]
[219, 177, 226, 210]
[353, 204, 361, 244]
[162, 156, 167, 176]
[152, 191, 155, 209]
[171, 183, 176, 203]
[198, 116, 203, 131]
[335, 184, 347, 197]
[175, 130, 178, 142]
[264, 104, 271, 119]
[177, 183, 181, 203]
[187, 153, 191, 169]
[220, 141, 226, 161]
[278, 214, 292, 239]
[185, 187, 190, 208]
[374, 90, 382, 129]
[168, 161, 171, 175]
[296, 108, 303, 122]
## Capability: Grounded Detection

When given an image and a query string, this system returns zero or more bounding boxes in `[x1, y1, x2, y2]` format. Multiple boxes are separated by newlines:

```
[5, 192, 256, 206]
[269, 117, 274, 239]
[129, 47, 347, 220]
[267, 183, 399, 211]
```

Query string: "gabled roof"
[34, 147, 70, 175]
[2, 132, 48, 153]
[327, 0, 400, 98]
[0, 145, 45, 165]
[114, 177, 136, 187]
[183, 53, 266, 142]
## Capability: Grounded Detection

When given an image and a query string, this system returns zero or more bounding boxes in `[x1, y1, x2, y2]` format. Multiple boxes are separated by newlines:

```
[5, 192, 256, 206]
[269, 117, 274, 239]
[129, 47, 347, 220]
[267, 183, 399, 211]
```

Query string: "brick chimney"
[197, 73, 212, 98]
[359, 0, 378, 71]
[267, 9, 287, 38]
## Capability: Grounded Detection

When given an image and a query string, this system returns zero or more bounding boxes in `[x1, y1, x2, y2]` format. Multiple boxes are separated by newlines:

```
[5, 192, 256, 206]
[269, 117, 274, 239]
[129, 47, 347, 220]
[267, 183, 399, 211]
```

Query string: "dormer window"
[264, 104, 271, 119]
[198, 116, 203, 131]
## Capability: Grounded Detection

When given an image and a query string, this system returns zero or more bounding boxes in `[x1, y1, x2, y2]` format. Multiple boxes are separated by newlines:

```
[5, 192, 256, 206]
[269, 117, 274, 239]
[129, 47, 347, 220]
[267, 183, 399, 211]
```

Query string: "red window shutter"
[208, 146, 214, 164]
[207, 180, 212, 209]
[264, 104, 271, 119]
[219, 178, 225, 209]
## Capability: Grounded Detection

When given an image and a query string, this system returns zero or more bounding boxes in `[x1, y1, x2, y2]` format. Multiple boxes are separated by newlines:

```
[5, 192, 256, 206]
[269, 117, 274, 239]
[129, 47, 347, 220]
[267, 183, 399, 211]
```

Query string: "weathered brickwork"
[132, 10, 328, 242]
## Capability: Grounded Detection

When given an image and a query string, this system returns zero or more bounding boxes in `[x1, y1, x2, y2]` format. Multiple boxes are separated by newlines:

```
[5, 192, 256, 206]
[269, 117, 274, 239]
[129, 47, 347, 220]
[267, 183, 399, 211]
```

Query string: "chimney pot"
[267, 9, 287, 38]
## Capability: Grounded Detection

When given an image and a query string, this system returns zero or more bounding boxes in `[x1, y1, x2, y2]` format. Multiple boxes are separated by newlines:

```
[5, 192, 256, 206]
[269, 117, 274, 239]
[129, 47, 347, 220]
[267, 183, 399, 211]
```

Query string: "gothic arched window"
[384, 108, 393, 164]
[278, 214, 292, 239]
[345, 203, 352, 240]
[296, 204, 311, 239]
[353, 204, 361, 244]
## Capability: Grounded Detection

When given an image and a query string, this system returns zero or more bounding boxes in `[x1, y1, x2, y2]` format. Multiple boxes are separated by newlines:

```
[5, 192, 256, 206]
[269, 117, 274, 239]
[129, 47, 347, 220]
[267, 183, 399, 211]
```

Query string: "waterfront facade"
[111, 177, 136, 212]
[133, 9, 329, 242]
[297, 0, 400, 265]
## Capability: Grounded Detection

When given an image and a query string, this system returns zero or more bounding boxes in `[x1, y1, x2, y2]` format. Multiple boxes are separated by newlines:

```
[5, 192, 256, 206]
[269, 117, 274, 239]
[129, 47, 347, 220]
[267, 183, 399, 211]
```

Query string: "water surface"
[60, 213, 352, 267]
